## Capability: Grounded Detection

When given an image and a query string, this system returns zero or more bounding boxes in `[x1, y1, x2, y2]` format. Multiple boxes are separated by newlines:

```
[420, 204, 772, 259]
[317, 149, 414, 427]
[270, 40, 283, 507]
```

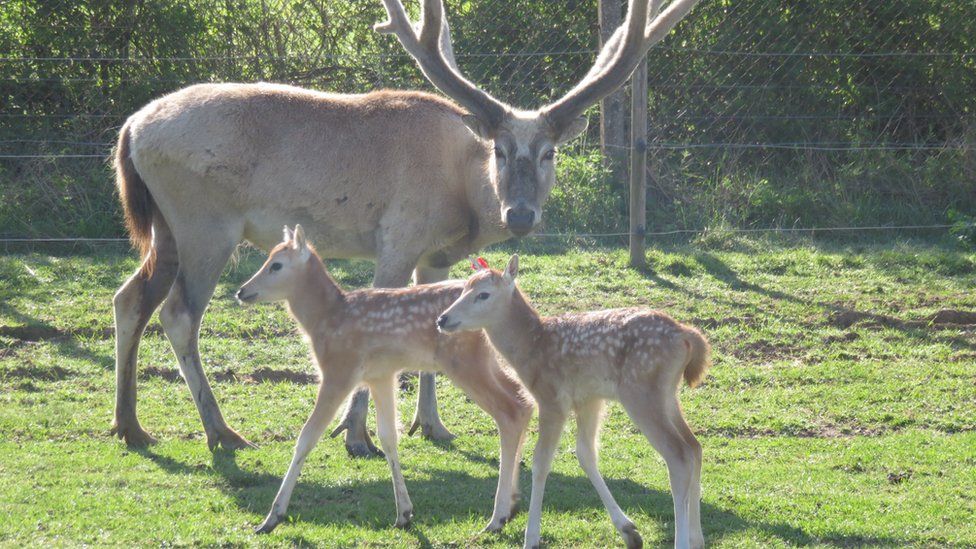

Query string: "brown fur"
[114, 122, 154, 274]
[681, 328, 711, 388]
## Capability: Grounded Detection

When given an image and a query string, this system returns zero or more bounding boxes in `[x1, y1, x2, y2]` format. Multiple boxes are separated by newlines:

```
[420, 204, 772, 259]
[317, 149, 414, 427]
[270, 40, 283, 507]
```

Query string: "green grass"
[1, 239, 974, 547]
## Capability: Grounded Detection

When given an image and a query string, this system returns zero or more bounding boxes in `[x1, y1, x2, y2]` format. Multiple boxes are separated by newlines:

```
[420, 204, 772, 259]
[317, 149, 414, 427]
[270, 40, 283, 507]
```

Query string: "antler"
[376, 0, 507, 128]
[543, 0, 701, 134]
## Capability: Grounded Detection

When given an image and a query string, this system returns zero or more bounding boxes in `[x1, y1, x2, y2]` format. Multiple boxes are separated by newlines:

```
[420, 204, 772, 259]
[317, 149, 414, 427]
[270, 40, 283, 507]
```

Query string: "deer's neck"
[285, 256, 345, 334]
[484, 288, 544, 378]
[465, 145, 509, 247]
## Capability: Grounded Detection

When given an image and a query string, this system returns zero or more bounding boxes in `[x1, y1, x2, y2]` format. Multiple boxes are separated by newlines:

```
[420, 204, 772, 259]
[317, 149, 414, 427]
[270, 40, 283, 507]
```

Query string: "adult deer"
[111, 0, 700, 454]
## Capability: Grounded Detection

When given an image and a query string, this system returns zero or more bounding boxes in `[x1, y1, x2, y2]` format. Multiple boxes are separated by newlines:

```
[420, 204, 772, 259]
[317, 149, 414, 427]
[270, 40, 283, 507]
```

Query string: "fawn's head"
[237, 225, 312, 304]
[437, 255, 519, 333]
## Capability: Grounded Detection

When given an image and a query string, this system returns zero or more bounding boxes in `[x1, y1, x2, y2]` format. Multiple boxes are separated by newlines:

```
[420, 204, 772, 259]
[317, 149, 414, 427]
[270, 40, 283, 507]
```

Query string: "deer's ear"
[461, 114, 493, 141]
[282, 225, 293, 243]
[292, 225, 307, 250]
[555, 116, 588, 145]
[503, 254, 519, 282]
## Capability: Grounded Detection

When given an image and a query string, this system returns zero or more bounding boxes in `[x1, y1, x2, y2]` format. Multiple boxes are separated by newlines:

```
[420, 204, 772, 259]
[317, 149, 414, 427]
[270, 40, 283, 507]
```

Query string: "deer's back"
[124, 83, 487, 253]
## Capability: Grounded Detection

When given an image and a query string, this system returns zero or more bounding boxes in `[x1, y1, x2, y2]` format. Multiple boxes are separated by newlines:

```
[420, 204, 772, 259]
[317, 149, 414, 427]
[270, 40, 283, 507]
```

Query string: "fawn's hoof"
[395, 509, 413, 529]
[254, 515, 280, 534]
[110, 420, 157, 448]
[482, 516, 508, 533]
[621, 522, 643, 549]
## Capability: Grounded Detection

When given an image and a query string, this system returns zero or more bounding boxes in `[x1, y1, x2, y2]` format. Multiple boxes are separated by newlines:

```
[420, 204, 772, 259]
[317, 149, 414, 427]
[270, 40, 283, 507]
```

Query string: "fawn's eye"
[476, 292, 491, 301]
[270, 262, 282, 272]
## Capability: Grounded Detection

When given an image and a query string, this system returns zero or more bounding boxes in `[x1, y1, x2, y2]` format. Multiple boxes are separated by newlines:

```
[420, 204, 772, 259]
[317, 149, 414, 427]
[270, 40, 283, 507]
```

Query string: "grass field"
[1, 238, 974, 547]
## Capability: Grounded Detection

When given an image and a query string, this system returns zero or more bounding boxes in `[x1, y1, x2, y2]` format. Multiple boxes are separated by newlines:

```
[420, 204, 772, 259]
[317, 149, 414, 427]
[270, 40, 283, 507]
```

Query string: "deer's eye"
[541, 149, 555, 161]
[476, 292, 491, 301]
[270, 262, 283, 272]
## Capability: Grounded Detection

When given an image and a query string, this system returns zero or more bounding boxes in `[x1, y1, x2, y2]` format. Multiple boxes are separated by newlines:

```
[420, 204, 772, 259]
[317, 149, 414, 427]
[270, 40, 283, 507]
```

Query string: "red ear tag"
[469, 257, 480, 270]
[477, 257, 490, 269]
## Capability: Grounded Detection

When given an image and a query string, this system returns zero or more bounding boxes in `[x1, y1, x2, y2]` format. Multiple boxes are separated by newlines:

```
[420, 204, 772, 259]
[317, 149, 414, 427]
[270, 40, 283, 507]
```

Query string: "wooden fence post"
[629, 58, 648, 268]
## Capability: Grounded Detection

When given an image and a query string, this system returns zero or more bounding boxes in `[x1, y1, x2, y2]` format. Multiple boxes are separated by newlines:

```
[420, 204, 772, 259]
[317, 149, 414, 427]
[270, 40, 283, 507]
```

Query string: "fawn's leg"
[524, 405, 568, 549]
[330, 249, 417, 457]
[442, 349, 532, 531]
[369, 373, 414, 528]
[575, 399, 642, 549]
[619, 387, 698, 549]
[256, 373, 357, 533]
[111, 215, 178, 446]
[672, 406, 704, 548]
[408, 265, 455, 440]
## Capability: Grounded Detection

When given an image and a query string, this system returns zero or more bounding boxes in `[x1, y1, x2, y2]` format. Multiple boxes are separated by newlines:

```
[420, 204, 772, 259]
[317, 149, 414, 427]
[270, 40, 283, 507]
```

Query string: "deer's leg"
[619, 387, 699, 549]
[331, 250, 417, 457]
[159, 226, 253, 451]
[575, 399, 641, 548]
[256, 371, 357, 534]
[441, 350, 532, 532]
[369, 373, 414, 528]
[672, 406, 704, 548]
[524, 405, 568, 549]
[111, 217, 179, 447]
[408, 265, 455, 441]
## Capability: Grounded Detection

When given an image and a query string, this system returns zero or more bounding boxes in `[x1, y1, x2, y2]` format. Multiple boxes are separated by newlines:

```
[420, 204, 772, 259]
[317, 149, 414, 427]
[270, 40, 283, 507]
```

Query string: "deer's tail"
[114, 121, 156, 273]
[681, 327, 712, 388]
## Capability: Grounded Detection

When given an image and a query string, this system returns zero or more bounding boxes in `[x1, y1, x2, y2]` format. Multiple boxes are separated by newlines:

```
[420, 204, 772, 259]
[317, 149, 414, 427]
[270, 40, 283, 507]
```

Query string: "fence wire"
[1, 0, 974, 240]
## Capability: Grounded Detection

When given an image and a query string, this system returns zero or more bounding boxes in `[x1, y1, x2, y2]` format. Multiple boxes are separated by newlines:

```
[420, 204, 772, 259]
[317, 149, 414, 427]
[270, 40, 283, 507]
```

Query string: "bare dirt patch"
[824, 331, 860, 344]
[828, 308, 976, 329]
[692, 315, 755, 330]
[726, 338, 800, 361]
[141, 365, 317, 384]
[2, 364, 74, 381]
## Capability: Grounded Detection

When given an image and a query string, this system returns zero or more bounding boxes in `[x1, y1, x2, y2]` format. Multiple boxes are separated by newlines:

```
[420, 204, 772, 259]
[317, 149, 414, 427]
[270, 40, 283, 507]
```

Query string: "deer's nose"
[505, 207, 535, 236]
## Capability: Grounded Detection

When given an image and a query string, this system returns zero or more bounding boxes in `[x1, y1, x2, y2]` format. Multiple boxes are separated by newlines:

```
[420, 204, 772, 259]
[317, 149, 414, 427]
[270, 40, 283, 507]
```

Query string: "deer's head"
[237, 225, 312, 304]
[437, 255, 520, 332]
[378, 0, 700, 236]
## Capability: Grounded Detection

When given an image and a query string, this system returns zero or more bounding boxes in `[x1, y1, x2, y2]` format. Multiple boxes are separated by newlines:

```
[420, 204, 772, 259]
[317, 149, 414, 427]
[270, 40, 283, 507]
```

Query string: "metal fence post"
[629, 57, 648, 268]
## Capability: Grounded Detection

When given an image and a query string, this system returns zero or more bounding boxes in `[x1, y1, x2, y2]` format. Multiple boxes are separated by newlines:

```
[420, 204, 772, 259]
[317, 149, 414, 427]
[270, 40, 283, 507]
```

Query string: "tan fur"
[110, 83, 509, 449]
[439, 258, 711, 549]
[240, 227, 532, 534]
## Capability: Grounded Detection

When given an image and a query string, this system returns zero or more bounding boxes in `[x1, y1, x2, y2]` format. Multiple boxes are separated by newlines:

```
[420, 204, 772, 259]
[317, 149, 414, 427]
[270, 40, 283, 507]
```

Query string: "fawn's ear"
[503, 254, 519, 283]
[282, 225, 293, 243]
[292, 224, 308, 257]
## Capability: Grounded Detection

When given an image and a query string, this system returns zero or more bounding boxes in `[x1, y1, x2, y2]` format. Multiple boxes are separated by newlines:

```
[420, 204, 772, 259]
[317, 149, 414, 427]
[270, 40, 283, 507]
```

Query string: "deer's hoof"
[395, 509, 413, 529]
[110, 420, 158, 447]
[621, 522, 643, 549]
[208, 427, 257, 452]
[254, 516, 280, 535]
[482, 516, 508, 533]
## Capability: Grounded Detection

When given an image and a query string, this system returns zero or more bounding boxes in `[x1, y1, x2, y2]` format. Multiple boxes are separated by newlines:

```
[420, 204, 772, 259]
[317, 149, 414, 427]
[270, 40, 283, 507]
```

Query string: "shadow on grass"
[0, 300, 114, 371]
[133, 447, 907, 547]
[641, 251, 976, 353]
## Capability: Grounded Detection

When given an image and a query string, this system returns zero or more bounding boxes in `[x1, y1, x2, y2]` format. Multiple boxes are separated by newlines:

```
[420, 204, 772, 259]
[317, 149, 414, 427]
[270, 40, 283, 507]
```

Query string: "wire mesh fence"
[1, 0, 974, 241]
